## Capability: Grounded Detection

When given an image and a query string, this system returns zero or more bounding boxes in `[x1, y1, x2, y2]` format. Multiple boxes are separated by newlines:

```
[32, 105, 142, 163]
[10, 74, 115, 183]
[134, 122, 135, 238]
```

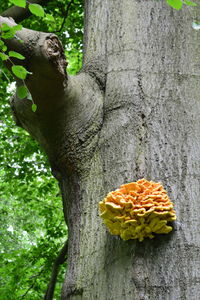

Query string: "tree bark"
[61, 1, 200, 299]
[1, 0, 200, 299]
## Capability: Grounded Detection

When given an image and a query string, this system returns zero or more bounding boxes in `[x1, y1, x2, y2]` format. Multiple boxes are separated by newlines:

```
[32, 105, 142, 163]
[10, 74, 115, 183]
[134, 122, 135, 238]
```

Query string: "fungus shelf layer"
[99, 178, 176, 241]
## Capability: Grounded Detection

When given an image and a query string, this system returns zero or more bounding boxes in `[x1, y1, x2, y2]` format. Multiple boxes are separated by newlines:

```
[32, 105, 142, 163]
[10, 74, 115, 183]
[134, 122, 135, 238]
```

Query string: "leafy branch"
[54, 0, 74, 33]
[44, 240, 68, 300]
[0, 0, 56, 112]
[20, 267, 45, 299]
[166, 0, 197, 10]
[0, 25, 37, 110]
[9, 0, 45, 18]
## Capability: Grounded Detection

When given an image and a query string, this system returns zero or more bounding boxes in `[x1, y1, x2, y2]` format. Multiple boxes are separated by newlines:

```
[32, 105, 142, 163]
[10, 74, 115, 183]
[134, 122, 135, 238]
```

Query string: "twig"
[20, 267, 45, 299]
[44, 240, 68, 300]
[54, 0, 74, 33]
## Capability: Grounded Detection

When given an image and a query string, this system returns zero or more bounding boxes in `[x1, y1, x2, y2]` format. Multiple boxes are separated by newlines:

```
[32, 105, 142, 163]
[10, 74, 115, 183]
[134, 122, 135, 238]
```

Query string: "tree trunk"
[1, 0, 200, 299]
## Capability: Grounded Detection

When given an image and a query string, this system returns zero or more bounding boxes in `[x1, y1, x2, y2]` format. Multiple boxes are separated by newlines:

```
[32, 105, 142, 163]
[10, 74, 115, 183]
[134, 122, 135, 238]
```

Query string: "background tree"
[1, 0, 200, 299]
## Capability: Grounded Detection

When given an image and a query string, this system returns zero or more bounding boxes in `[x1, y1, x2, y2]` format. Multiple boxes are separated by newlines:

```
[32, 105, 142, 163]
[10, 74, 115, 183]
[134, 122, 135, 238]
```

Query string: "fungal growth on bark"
[99, 179, 176, 241]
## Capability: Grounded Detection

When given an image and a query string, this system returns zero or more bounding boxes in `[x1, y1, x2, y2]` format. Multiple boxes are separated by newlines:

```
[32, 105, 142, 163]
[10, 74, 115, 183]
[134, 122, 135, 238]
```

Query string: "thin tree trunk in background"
[44, 241, 68, 300]
[61, 1, 200, 299]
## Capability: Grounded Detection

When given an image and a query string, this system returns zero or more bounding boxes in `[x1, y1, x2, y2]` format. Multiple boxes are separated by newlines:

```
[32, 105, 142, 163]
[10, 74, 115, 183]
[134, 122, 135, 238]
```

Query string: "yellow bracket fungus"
[99, 178, 176, 241]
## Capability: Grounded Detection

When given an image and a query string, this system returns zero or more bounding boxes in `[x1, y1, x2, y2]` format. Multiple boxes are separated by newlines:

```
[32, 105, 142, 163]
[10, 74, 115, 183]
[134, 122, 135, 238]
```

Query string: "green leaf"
[1, 23, 11, 32]
[17, 85, 28, 99]
[2, 45, 7, 52]
[1, 24, 14, 39]
[31, 103, 37, 112]
[0, 41, 7, 52]
[0, 52, 9, 61]
[44, 14, 55, 22]
[1, 24, 23, 39]
[9, 0, 26, 8]
[11, 65, 30, 80]
[9, 51, 25, 60]
[166, 0, 183, 10]
[1, 32, 14, 39]
[184, 0, 197, 6]
[28, 4, 45, 17]
[12, 24, 23, 33]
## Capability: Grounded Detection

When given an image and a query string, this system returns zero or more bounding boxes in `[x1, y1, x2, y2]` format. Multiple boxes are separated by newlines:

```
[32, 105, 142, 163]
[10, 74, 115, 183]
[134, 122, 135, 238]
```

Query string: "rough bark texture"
[1, 0, 200, 299]
[62, 1, 200, 299]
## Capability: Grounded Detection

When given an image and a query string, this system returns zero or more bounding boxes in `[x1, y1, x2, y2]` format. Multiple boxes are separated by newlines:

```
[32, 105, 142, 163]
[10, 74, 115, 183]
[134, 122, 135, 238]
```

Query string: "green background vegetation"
[0, 0, 83, 298]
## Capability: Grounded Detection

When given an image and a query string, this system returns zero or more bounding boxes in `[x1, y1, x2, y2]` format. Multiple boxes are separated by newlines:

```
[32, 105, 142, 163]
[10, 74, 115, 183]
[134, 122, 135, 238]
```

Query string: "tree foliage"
[0, 0, 83, 298]
[0, 62, 67, 300]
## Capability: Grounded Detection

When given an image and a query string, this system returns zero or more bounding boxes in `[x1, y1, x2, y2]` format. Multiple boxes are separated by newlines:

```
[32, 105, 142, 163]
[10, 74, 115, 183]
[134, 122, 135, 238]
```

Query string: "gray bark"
[1, 0, 200, 299]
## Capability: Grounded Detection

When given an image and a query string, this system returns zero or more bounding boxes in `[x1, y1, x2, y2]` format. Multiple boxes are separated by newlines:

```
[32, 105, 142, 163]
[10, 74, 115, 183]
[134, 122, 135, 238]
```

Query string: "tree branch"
[54, 0, 74, 33]
[0, 16, 68, 113]
[1, 0, 52, 23]
[20, 267, 45, 299]
[44, 240, 68, 300]
[0, 16, 103, 173]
